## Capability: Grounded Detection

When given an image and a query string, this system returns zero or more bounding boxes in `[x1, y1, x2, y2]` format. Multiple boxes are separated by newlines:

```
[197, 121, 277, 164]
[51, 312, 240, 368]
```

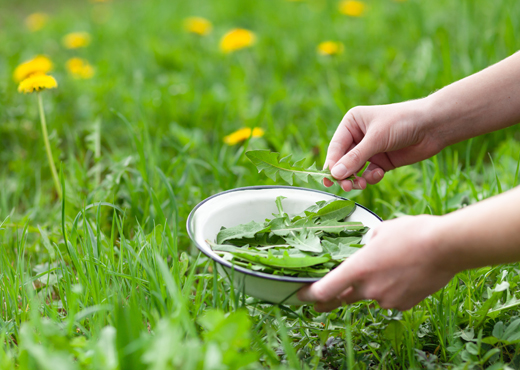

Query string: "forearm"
[435, 186, 520, 272]
[424, 51, 520, 147]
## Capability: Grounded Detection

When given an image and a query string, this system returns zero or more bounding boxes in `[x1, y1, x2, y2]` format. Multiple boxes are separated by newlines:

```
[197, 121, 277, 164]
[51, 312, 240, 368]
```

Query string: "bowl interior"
[188, 186, 382, 281]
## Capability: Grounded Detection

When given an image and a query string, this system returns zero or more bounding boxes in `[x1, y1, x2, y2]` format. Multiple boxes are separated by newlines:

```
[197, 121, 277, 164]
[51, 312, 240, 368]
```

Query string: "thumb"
[298, 258, 358, 303]
[330, 136, 379, 179]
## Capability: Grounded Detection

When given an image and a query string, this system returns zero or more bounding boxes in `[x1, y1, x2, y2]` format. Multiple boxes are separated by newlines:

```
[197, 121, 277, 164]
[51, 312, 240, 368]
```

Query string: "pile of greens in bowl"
[207, 196, 369, 278]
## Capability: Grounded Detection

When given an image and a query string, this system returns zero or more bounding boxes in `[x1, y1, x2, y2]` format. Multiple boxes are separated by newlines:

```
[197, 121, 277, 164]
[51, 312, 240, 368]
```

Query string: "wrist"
[420, 214, 465, 275]
[419, 94, 452, 150]
[433, 209, 495, 273]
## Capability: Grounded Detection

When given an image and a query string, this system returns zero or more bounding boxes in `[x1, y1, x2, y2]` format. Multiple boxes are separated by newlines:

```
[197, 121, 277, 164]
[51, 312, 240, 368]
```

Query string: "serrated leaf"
[222, 233, 285, 247]
[284, 231, 322, 253]
[216, 220, 270, 244]
[322, 236, 363, 246]
[210, 197, 368, 278]
[269, 218, 365, 237]
[246, 150, 350, 185]
[338, 227, 370, 237]
[322, 238, 362, 260]
[208, 240, 290, 252]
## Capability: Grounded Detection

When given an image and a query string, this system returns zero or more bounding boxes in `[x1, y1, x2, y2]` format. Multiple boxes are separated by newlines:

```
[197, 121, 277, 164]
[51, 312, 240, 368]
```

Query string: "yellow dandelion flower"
[317, 41, 344, 56]
[13, 55, 53, 82]
[66, 58, 95, 79]
[25, 13, 49, 32]
[17, 73, 58, 94]
[224, 127, 264, 145]
[338, 0, 366, 17]
[183, 17, 212, 36]
[63, 32, 91, 49]
[220, 28, 256, 53]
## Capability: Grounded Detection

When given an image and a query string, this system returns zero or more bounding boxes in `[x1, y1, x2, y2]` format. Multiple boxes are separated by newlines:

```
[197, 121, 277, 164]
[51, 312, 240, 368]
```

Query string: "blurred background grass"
[2, 0, 519, 223]
[1, 0, 520, 368]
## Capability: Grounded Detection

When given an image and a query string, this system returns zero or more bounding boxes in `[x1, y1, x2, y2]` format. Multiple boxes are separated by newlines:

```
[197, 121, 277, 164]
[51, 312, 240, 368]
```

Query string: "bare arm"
[299, 52, 520, 310]
[326, 51, 520, 191]
[437, 186, 520, 270]
[427, 51, 520, 147]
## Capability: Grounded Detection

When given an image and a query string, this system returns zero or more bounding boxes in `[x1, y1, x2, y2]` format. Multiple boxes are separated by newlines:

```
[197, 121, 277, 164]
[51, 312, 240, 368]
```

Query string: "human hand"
[324, 100, 443, 191]
[297, 215, 456, 311]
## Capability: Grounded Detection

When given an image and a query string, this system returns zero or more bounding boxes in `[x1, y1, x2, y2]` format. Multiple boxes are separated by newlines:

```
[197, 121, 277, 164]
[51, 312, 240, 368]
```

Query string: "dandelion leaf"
[245, 149, 336, 185]
[285, 231, 323, 253]
[229, 250, 330, 269]
[269, 217, 364, 236]
[216, 220, 270, 244]
[316, 199, 356, 222]
[322, 236, 363, 259]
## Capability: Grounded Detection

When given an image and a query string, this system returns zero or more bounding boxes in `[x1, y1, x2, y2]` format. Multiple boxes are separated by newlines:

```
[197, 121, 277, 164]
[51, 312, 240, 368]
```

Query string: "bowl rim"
[186, 185, 382, 283]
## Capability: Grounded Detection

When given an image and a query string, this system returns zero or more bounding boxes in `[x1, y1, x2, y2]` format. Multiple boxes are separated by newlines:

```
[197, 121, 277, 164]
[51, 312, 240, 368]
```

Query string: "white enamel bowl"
[187, 186, 382, 306]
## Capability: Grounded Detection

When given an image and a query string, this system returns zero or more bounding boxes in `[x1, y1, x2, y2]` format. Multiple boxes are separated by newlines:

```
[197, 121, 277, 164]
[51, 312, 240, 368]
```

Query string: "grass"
[1, 0, 520, 368]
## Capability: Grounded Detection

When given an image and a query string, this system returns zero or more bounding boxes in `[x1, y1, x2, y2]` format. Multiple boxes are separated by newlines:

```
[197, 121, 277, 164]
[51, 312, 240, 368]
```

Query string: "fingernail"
[331, 164, 348, 179]
[374, 170, 384, 181]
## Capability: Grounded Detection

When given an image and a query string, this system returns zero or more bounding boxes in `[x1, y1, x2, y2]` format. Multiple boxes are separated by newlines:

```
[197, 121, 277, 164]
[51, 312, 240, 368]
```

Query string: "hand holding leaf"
[245, 150, 355, 186]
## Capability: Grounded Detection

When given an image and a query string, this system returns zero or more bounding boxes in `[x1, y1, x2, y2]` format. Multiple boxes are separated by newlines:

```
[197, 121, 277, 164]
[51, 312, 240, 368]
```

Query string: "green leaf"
[269, 218, 365, 236]
[383, 321, 405, 351]
[502, 318, 520, 343]
[322, 237, 363, 259]
[274, 195, 287, 217]
[492, 321, 505, 339]
[284, 230, 322, 253]
[338, 227, 370, 237]
[209, 241, 290, 253]
[246, 149, 353, 185]
[465, 342, 479, 356]
[216, 220, 269, 244]
[481, 336, 499, 345]
[322, 236, 363, 246]
[480, 348, 501, 364]
[210, 197, 367, 278]
[221, 233, 285, 247]
[316, 199, 356, 222]
[225, 249, 330, 269]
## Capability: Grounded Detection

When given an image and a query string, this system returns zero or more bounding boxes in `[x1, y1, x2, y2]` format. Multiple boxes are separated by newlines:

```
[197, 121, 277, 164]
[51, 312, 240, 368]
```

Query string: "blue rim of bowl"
[186, 185, 382, 284]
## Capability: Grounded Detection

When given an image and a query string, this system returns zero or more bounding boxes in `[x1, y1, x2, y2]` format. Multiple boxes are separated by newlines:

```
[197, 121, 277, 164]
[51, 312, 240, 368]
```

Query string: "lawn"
[1, 0, 520, 368]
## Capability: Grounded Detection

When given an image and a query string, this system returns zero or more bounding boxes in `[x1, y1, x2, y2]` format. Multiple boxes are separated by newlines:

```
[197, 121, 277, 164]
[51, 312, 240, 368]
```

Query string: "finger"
[303, 261, 358, 302]
[324, 178, 334, 187]
[338, 286, 365, 305]
[323, 162, 335, 188]
[352, 177, 367, 190]
[298, 285, 316, 302]
[340, 176, 366, 192]
[366, 152, 396, 173]
[331, 136, 380, 180]
[325, 123, 355, 169]
[340, 179, 353, 192]
[362, 163, 385, 185]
